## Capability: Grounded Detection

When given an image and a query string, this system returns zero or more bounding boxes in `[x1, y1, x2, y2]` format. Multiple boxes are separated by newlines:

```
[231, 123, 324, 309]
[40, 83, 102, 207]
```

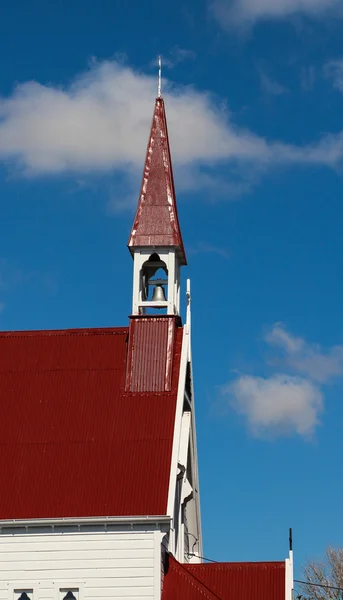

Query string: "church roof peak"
[128, 95, 187, 266]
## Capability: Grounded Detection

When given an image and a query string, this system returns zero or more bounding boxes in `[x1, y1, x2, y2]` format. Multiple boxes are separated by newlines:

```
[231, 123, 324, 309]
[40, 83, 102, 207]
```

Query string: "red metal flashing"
[0, 325, 183, 520]
[128, 97, 187, 265]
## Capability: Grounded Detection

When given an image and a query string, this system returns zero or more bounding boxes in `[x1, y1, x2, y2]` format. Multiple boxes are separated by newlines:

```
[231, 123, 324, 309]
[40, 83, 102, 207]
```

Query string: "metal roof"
[162, 556, 221, 600]
[163, 557, 286, 600]
[128, 97, 187, 265]
[183, 560, 286, 600]
[0, 324, 183, 520]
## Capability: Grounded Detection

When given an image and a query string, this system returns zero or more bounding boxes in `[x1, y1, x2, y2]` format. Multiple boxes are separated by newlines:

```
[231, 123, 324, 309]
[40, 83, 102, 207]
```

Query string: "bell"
[151, 284, 167, 302]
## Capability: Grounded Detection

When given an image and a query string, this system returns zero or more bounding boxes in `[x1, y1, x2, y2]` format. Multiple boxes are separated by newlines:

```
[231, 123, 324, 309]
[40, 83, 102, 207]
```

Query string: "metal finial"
[158, 55, 162, 98]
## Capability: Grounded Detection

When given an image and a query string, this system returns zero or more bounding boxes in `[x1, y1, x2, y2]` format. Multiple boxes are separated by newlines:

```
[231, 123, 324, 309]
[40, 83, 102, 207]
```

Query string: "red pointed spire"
[128, 97, 187, 265]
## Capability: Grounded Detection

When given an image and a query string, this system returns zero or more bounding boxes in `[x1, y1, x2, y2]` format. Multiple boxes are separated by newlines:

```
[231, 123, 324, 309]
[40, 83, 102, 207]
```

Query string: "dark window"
[63, 593, 77, 600]
[18, 594, 31, 600]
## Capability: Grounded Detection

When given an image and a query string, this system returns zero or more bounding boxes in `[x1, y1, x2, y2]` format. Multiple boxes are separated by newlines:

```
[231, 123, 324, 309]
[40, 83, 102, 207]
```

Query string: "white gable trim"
[166, 318, 203, 561]
[166, 326, 189, 519]
[187, 368, 203, 561]
[178, 412, 191, 472]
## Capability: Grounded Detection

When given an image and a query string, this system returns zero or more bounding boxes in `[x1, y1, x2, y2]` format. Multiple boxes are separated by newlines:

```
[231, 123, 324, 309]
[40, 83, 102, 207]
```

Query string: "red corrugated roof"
[163, 557, 285, 600]
[182, 560, 286, 600]
[128, 97, 187, 265]
[0, 325, 183, 520]
[162, 556, 221, 600]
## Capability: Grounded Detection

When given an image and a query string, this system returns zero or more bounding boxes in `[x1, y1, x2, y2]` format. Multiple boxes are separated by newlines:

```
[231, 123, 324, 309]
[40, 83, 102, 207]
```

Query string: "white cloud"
[1, 59, 343, 204]
[223, 324, 343, 438]
[212, 0, 341, 27]
[227, 374, 323, 437]
[265, 324, 305, 354]
[266, 323, 343, 383]
[0, 60, 264, 176]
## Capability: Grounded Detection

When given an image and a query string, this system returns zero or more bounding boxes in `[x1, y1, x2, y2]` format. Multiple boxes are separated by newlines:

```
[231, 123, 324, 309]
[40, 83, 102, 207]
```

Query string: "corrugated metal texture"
[126, 317, 176, 392]
[128, 98, 187, 265]
[0, 325, 183, 520]
[162, 556, 220, 600]
[184, 561, 286, 600]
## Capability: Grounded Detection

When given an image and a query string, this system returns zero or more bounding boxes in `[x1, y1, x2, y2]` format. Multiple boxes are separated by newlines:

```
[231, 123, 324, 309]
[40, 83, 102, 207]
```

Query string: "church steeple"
[128, 93, 186, 316]
[128, 96, 186, 264]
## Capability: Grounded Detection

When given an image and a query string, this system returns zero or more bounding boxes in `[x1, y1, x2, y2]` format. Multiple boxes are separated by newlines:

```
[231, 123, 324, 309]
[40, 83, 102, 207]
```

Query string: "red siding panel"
[128, 98, 187, 265]
[126, 317, 176, 392]
[0, 325, 183, 520]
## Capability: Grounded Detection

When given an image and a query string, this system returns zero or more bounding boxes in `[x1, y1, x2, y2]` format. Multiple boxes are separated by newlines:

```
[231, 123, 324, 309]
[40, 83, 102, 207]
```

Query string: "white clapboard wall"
[0, 529, 163, 600]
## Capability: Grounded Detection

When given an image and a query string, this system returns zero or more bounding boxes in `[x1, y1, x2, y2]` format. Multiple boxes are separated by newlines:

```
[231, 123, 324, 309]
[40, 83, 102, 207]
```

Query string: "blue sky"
[1, 0, 343, 577]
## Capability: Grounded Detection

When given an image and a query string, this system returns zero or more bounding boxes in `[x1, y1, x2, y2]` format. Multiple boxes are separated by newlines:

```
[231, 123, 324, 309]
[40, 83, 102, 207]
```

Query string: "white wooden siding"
[0, 530, 158, 600]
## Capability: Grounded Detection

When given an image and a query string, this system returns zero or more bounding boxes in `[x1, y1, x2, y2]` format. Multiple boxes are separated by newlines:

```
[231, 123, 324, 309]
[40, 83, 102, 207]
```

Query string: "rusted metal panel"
[0, 325, 183, 520]
[126, 316, 176, 393]
[183, 561, 286, 600]
[128, 98, 187, 265]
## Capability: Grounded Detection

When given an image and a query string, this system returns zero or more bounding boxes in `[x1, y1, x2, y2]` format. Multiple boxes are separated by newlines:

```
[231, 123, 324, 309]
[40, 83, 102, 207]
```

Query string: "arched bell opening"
[141, 252, 168, 306]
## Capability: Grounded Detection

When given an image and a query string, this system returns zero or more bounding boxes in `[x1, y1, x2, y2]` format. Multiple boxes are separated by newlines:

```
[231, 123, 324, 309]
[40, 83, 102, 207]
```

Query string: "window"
[60, 589, 79, 600]
[14, 591, 33, 600]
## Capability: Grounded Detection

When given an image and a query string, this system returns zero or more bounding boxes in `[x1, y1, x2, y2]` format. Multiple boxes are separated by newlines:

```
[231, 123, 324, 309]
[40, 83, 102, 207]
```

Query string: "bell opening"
[141, 254, 168, 304]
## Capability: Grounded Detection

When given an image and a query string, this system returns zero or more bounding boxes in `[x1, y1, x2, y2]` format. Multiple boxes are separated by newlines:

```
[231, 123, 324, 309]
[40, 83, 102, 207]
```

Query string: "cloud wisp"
[212, 0, 342, 28]
[266, 323, 343, 383]
[259, 72, 288, 95]
[223, 324, 343, 439]
[2, 59, 343, 207]
[325, 60, 343, 92]
[228, 374, 323, 437]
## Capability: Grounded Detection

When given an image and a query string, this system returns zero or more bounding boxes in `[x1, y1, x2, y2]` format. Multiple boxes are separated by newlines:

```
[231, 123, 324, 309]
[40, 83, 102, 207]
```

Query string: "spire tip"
[158, 55, 162, 98]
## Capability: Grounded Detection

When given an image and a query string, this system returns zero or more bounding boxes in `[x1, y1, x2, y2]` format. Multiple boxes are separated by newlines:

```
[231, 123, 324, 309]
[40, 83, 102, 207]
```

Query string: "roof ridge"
[186, 560, 286, 569]
[168, 556, 223, 600]
[0, 327, 129, 338]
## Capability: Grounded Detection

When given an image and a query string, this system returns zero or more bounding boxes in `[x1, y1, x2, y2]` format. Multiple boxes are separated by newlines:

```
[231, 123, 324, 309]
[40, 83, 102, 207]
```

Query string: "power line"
[295, 580, 343, 593]
[187, 552, 218, 563]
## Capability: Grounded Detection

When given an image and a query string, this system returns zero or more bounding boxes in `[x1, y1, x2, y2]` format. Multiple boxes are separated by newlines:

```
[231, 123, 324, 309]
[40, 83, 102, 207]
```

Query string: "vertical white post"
[167, 250, 176, 314]
[186, 279, 191, 339]
[285, 550, 294, 600]
[132, 253, 141, 315]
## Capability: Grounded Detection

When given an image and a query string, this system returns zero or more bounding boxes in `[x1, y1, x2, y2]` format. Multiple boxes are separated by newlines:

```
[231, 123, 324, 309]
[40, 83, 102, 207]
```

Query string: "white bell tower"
[128, 95, 187, 316]
[131, 249, 181, 315]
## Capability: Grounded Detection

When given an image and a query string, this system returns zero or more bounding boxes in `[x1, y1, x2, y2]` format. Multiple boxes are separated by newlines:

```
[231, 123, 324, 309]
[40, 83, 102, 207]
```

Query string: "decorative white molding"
[0, 515, 171, 535]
